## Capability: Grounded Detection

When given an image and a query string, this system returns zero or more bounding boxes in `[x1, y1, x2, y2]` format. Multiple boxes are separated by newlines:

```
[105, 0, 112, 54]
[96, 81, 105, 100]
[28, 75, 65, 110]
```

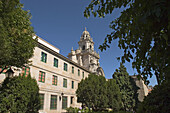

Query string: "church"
[0, 28, 105, 113]
[0, 28, 149, 113]
[68, 28, 105, 76]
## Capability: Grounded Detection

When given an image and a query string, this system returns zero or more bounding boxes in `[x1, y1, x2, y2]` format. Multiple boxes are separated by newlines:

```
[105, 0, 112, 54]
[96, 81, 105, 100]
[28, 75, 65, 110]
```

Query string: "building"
[131, 75, 149, 102]
[147, 85, 153, 93]
[68, 28, 105, 76]
[0, 28, 149, 112]
[0, 28, 105, 113]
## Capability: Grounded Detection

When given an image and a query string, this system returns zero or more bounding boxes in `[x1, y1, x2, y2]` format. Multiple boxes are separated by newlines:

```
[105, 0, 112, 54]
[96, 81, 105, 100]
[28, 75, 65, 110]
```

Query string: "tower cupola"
[79, 28, 94, 51]
[81, 27, 90, 39]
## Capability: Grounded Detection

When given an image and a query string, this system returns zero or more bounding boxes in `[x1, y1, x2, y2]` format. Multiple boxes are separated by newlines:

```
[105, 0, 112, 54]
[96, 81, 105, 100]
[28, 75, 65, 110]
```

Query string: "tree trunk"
[155, 73, 160, 85]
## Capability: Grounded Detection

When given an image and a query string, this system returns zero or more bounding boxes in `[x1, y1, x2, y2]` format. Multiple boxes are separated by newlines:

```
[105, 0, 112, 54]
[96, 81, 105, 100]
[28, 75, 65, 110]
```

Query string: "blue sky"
[21, 0, 157, 86]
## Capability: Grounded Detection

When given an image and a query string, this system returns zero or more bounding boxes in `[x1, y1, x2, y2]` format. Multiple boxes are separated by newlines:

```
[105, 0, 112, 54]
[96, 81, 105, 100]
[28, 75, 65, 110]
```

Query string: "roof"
[33, 35, 60, 53]
[36, 38, 91, 73]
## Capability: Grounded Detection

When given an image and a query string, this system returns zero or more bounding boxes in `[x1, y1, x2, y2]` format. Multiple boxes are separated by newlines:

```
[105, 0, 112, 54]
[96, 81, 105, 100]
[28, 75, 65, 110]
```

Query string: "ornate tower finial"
[85, 27, 87, 31]
[71, 47, 73, 51]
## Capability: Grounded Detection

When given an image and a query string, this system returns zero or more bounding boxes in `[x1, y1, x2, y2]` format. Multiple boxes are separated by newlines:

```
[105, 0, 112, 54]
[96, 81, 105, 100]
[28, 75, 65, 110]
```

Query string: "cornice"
[36, 42, 91, 73]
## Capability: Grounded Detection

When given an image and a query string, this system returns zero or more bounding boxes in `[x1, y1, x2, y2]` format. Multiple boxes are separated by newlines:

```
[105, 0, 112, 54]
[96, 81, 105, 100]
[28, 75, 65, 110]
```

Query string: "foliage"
[137, 79, 170, 113]
[66, 107, 132, 113]
[76, 73, 122, 111]
[84, 0, 169, 84]
[66, 107, 90, 113]
[113, 63, 139, 111]
[76, 73, 108, 111]
[66, 107, 79, 113]
[0, 0, 37, 72]
[107, 79, 122, 111]
[0, 75, 40, 113]
[66, 106, 132, 113]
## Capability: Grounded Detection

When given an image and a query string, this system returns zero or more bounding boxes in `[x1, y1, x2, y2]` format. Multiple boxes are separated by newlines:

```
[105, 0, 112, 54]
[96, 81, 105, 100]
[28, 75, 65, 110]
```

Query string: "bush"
[66, 107, 90, 113]
[66, 107, 132, 113]
[0, 75, 40, 112]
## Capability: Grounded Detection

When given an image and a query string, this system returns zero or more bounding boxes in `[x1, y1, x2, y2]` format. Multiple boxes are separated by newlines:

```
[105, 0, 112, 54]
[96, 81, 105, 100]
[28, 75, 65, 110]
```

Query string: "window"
[52, 75, 57, 86]
[39, 71, 45, 83]
[82, 45, 85, 50]
[54, 58, 58, 67]
[40, 94, 44, 110]
[21, 67, 30, 77]
[64, 63, 67, 71]
[78, 69, 80, 76]
[72, 66, 74, 74]
[82, 72, 84, 78]
[50, 95, 57, 109]
[71, 97, 74, 104]
[63, 78, 67, 88]
[72, 81, 74, 89]
[41, 52, 47, 63]
[62, 96, 67, 109]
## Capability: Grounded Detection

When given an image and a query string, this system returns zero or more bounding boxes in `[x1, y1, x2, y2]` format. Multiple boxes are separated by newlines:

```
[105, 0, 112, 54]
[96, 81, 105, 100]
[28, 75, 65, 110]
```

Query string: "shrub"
[66, 107, 90, 113]
[0, 75, 40, 112]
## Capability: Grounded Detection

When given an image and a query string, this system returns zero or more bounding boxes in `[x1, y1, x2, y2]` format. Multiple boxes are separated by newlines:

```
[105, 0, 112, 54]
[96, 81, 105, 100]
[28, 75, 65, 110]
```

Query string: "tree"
[76, 74, 108, 111]
[107, 79, 122, 111]
[84, 0, 169, 84]
[0, 75, 40, 112]
[113, 63, 139, 111]
[137, 79, 170, 113]
[76, 73, 123, 111]
[0, 0, 36, 73]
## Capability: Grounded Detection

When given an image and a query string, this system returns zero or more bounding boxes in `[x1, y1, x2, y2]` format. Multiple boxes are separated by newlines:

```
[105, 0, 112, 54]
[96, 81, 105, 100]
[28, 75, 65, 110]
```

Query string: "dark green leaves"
[113, 63, 139, 111]
[0, 0, 36, 69]
[76, 73, 121, 111]
[107, 79, 122, 111]
[0, 75, 40, 112]
[84, 0, 132, 18]
[84, 0, 169, 84]
[76, 74, 108, 111]
[137, 80, 170, 113]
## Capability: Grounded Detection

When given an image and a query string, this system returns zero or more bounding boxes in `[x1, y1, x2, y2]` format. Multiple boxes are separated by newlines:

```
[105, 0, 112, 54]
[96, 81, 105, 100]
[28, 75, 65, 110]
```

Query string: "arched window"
[82, 45, 85, 50]
[90, 45, 92, 49]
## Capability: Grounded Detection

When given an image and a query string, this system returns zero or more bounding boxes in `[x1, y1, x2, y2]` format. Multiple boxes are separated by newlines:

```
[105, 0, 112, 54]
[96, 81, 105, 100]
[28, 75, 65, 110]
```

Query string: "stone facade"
[30, 39, 90, 113]
[131, 75, 149, 102]
[0, 29, 149, 113]
[68, 28, 105, 76]
[0, 29, 105, 113]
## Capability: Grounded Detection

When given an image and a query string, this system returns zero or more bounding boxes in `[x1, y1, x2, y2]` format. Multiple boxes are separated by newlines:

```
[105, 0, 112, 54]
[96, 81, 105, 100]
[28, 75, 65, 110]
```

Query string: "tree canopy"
[0, 75, 40, 112]
[0, 0, 36, 72]
[107, 79, 122, 111]
[84, 0, 169, 84]
[76, 73, 122, 111]
[113, 63, 139, 111]
[76, 74, 108, 111]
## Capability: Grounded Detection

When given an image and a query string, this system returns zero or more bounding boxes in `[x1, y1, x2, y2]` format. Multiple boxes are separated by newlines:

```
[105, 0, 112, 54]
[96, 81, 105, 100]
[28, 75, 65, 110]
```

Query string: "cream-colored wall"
[0, 44, 89, 113]
[30, 46, 89, 113]
[142, 81, 149, 96]
[132, 76, 149, 102]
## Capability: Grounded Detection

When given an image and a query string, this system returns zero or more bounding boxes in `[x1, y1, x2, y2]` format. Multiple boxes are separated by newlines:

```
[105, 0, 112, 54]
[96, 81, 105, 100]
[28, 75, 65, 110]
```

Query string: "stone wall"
[131, 76, 149, 102]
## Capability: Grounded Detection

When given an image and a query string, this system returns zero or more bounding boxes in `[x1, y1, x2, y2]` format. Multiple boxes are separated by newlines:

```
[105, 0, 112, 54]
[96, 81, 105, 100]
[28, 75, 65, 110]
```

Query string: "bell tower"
[78, 27, 94, 51]
[68, 28, 105, 76]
